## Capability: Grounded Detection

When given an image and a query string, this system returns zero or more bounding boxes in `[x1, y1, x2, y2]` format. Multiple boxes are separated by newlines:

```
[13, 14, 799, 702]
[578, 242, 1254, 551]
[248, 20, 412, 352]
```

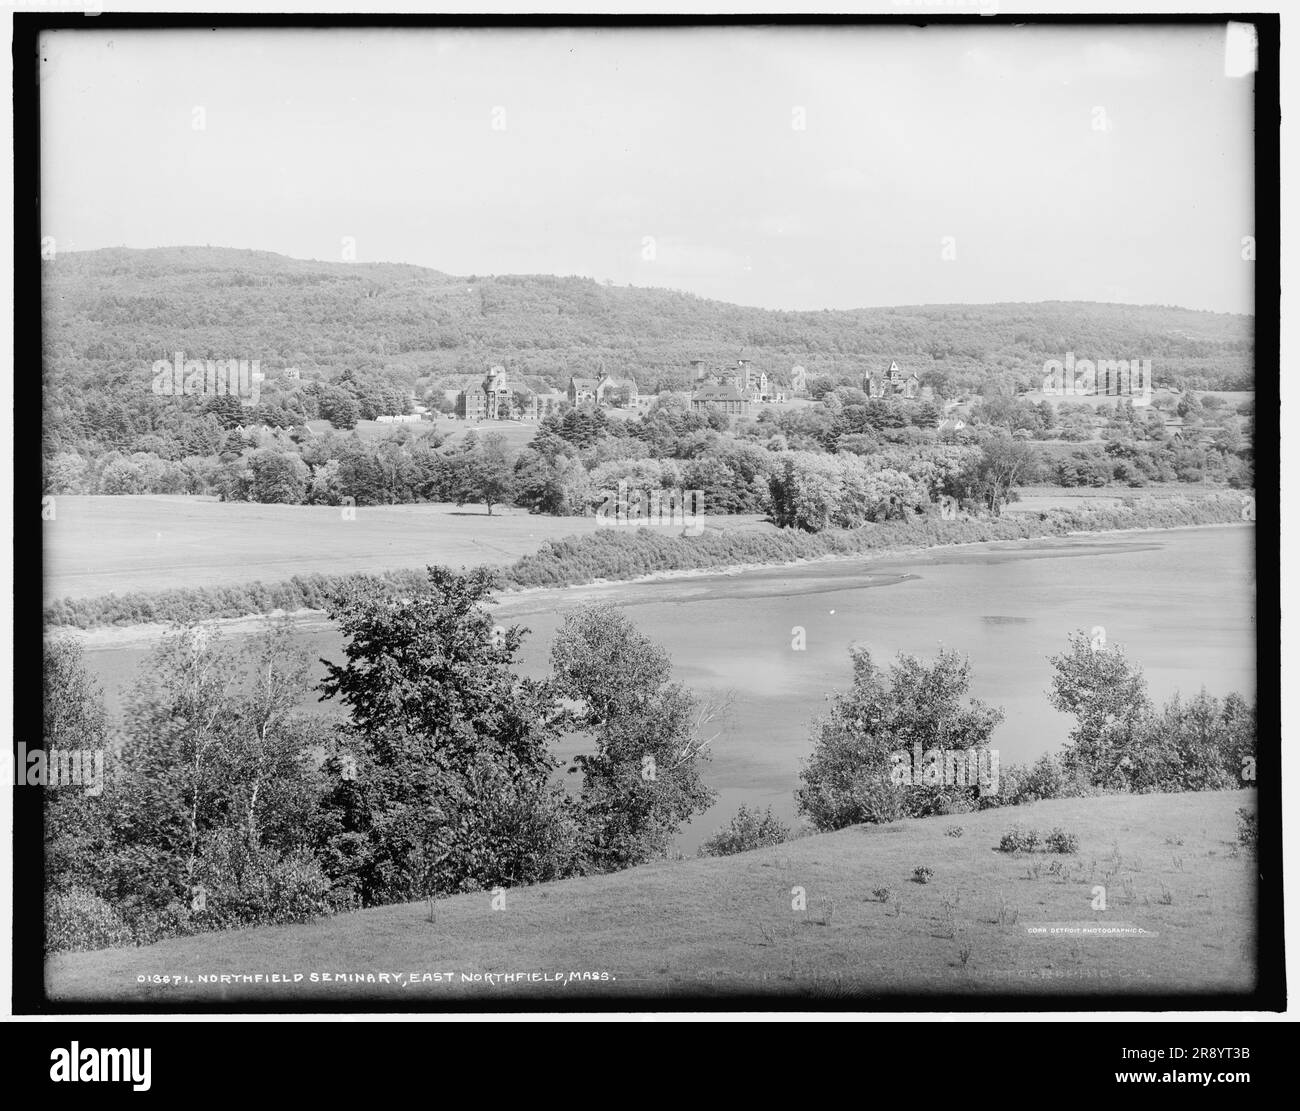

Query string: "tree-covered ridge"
[44, 246, 1253, 400]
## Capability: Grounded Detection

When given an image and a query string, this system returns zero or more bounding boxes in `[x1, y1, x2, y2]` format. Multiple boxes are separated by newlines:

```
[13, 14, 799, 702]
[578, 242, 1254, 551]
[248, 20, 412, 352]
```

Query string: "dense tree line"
[796, 635, 1255, 833]
[45, 571, 718, 951]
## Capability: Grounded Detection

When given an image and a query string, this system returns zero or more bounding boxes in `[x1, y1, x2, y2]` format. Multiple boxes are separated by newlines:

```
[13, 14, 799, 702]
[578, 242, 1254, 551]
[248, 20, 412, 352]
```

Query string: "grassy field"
[437, 419, 540, 452]
[42, 496, 604, 601]
[38, 495, 744, 603]
[1005, 484, 1236, 515]
[46, 789, 1256, 1004]
[43, 496, 777, 603]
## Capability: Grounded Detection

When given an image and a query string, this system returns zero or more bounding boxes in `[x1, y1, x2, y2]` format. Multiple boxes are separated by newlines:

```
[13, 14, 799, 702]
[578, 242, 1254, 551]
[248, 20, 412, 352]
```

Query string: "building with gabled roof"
[690, 383, 752, 416]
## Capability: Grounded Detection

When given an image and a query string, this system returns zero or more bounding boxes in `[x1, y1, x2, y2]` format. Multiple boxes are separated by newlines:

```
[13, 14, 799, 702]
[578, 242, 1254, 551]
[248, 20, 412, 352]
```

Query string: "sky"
[38, 24, 1256, 314]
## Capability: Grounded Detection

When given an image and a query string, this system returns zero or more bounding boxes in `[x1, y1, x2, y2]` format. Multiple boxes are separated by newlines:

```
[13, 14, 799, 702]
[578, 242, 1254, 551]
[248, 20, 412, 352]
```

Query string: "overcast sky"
[39, 25, 1255, 314]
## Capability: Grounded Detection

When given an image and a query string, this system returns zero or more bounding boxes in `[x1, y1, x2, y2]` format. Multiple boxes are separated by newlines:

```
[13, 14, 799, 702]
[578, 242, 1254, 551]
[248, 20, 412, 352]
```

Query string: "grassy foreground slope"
[47, 790, 1256, 1003]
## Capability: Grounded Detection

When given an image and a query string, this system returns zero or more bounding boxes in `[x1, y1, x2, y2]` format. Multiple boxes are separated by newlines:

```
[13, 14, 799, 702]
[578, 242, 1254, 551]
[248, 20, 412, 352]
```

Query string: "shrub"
[796, 647, 1003, 831]
[944, 825, 964, 838]
[1002, 752, 1069, 805]
[911, 865, 934, 884]
[998, 826, 1038, 853]
[127, 902, 196, 948]
[191, 833, 337, 932]
[871, 886, 891, 902]
[1236, 807, 1257, 852]
[1045, 828, 1080, 854]
[45, 887, 134, 954]
[698, 804, 791, 857]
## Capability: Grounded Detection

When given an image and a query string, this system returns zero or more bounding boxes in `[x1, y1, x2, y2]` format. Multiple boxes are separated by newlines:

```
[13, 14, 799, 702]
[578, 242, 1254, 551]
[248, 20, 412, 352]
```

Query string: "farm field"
[45, 789, 1257, 1003]
[1004, 484, 1240, 515]
[42, 495, 771, 602]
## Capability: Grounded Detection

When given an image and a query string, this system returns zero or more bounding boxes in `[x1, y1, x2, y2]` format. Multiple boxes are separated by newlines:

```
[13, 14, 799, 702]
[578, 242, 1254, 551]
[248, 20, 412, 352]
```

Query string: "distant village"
[442, 357, 940, 424]
[228, 353, 1200, 447]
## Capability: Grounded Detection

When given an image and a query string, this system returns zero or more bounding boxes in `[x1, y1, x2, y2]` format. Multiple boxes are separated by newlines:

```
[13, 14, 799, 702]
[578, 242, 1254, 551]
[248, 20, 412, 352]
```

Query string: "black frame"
[14, 10, 1282, 1017]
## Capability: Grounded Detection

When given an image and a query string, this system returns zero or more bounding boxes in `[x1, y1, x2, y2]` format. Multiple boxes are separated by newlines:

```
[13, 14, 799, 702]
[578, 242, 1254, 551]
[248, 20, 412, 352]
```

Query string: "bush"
[944, 825, 964, 838]
[698, 804, 791, 857]
[45, 887, 134, 954]
[127, 901, 197, 948]
[912, 865, 934, 884]
[998, 826, 1037, 853]
[192, 833, 337, 932]
[1045, 828, 1080, 854]
[796, 647, 1003, 831]
[1004, 753, 1067, 805]
[1236, 807, 1257, 852]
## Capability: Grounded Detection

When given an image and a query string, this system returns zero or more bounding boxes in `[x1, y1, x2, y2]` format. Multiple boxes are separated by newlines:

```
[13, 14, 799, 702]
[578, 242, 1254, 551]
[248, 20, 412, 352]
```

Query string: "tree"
[43, 640, 113, 896]
[550, 602, 718, 870]
[1047, 630, 1150, 790]
[797, 648, 1004, 830]
[317, 567, 581, 904]
[223, 620, 322, 851]
[250, 449, 308, 504]
[319, 386, 360, 430]
[114, 626, 242, 915]
[98, 456, 147, 494]
[955, 434, 1038, 514]
[1135, 689, 1253, 793]
[45, 451, 89, 494]
[445, 433, 517, 515]
[1176, 391, 1204, 421]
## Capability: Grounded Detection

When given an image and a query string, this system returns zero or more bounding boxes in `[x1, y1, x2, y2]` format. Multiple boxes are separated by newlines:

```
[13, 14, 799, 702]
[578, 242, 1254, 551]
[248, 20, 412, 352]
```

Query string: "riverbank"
[47, 491, 1252, 637]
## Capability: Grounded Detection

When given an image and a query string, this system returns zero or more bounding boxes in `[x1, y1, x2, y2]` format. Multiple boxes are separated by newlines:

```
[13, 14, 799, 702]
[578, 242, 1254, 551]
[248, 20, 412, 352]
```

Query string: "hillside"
[43, 246, 1253, 408]
[46, 789, 1257, 1003]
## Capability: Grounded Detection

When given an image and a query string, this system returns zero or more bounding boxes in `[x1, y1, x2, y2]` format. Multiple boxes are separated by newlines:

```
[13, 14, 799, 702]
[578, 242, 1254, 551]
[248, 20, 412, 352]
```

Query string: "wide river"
[75, 525, 1256, 853]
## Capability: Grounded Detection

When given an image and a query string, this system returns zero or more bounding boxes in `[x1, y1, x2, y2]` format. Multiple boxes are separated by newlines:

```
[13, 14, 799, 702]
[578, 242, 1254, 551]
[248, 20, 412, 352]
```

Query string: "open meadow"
[42, 494, 775, 603]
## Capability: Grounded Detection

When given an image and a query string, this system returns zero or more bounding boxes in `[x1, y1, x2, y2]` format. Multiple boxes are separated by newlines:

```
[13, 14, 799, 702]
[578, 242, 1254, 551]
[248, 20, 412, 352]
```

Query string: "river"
[73, 525, 1256, 852]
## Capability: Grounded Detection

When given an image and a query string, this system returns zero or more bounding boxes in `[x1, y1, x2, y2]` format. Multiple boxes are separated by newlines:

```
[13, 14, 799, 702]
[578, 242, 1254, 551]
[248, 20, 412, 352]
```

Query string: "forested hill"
[43, 245, 1253, 399]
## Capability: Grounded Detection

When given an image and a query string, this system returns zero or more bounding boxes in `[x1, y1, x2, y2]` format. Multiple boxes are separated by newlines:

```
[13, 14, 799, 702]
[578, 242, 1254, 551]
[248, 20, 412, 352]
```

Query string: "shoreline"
[53, 520, 1253, 651]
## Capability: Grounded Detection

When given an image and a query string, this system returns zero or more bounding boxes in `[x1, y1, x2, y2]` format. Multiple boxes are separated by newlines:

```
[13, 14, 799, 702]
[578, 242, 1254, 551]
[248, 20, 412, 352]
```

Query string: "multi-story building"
[692, 358, 774, 402]
[863, 360, 922, 400]
[690, 383, 752, 416]
[568, 376, 600, 406]
[567, 373, 639, 408]
[459, 367, 567, 422]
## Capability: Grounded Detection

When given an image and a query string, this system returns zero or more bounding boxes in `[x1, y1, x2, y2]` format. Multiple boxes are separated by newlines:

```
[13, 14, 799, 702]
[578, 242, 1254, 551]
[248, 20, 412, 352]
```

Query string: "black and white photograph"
[15, 9, 1282, 1035]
